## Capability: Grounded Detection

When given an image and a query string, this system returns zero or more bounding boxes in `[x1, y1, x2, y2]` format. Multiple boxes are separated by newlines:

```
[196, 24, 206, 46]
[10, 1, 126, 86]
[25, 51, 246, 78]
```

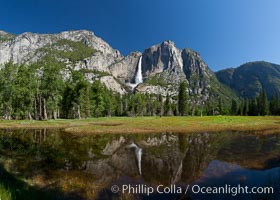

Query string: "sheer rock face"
[0, 30, 121, 65]
[0, 30, 233, 100]
[0, 30, 127, 94]
[127, 40, 220, 99]
[107, 40, 221, 99]
[142, 40, 184, 77]
[109, 51, 142, 83]
[100, 76, 127, 95]
[137, 41, 186, 94]
[182, 48, 212, 81]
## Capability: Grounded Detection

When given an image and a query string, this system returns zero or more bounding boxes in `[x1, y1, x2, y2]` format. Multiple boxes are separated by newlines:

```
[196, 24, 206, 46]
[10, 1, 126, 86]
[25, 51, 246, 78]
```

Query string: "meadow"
[0, 116, 280, 200]
[0, 116, 279, 134]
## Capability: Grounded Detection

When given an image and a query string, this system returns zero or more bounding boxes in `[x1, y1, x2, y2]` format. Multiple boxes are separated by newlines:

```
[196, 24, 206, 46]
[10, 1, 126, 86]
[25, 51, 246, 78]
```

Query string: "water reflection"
[0, 129, 279, 199]
[126, 142, 143, 175]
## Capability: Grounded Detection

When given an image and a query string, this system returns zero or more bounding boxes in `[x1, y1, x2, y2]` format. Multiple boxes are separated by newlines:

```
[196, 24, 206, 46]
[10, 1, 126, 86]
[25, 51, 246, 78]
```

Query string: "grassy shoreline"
[0, 116, 279, 134]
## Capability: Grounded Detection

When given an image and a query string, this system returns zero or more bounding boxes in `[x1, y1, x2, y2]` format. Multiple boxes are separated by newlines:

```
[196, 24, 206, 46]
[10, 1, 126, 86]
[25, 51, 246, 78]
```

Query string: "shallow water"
[0, 129, 279, 199]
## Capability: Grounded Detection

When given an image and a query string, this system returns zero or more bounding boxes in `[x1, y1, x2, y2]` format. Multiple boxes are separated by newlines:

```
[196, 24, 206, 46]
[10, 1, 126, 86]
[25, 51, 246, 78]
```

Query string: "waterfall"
[127, 56, 143, 90]
[135, 56, 143, 84]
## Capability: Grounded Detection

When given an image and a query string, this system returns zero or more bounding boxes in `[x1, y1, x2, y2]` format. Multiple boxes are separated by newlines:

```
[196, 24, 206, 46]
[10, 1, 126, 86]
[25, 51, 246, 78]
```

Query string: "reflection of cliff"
[84, 146, 140, 184]
[85, 132, 280, 188]
[84, 132, 222, 186]
[216, 133, 280, 169]
[181, 133, 213, 183]
[83, 133, 187, 185]
[1, 129, 280, 200]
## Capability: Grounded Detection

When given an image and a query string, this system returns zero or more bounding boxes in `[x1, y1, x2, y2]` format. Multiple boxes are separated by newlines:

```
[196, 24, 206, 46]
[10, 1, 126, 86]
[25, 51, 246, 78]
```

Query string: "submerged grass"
[0, 184, 12, 200]
[0, 163, 57, 200]
[0, 116, 279, 134]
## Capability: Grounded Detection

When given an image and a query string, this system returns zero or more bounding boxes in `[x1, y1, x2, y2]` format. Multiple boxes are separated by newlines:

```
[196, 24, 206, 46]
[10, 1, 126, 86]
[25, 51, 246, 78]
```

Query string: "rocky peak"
[160, 40, 182, 67]
[161, 40, 175, 47]
[0, 30, 16, 42]
[0, 30, 11, 36]
[59, 30, 121, 57]
[181, 48, 212, 81]
[142, 40, 183, 78]
[0, 29, 236, 102]
[0, 30, 122, 65]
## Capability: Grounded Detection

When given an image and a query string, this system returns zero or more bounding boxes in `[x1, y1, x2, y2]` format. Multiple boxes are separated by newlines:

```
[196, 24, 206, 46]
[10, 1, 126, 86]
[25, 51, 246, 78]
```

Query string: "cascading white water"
[127, 56, 143, 90]
[135, 56, 143, 84]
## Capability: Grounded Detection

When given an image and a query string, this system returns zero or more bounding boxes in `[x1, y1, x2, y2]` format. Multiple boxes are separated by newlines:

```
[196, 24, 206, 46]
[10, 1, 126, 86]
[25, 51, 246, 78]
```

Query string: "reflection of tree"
[141, 133, 225, 185]
[0, 155, 77, 199]
[181, 133, 212, 182]
[1, 129, 280, 199]
[0, 129, 120, 199]
[0, 129, 88, 174]
[178, 134, 187, 153]
[217, 133, 280, 169]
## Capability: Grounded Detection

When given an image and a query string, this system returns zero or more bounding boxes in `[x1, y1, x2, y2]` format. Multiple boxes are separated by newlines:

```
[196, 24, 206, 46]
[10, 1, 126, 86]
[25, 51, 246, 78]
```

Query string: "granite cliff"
[0, 29, 235, 104]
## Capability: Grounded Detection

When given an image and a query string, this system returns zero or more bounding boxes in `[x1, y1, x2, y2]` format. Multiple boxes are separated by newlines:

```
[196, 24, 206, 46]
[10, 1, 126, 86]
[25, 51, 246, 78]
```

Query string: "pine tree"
[13, 64, 36, 119]
[91, 81, 105, 117]
[239, 99, 244, 116]
[157, 94, 163, 116]
[258, 89, 268, 115]
[231, 99, 238, 115]
[0, 62, 18, 119]
[178, 82, 188, 116]
[164, 93, 173, 116]
[218, 97, 223, 115]
[61, 83, 75, 118]
[39, 56, 65, 119]
[243, 98, 249, 116]
[249, 98, 258, 116]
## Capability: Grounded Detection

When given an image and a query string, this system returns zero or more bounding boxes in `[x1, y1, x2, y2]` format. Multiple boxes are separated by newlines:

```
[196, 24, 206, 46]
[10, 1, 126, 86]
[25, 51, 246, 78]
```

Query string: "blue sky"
[1, 0, 280, 71]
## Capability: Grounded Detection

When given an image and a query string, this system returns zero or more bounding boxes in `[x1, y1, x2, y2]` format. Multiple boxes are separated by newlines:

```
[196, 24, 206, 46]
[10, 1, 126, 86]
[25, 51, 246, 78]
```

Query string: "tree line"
[230, 90, 280, 116]
[0, 60, 279, 120]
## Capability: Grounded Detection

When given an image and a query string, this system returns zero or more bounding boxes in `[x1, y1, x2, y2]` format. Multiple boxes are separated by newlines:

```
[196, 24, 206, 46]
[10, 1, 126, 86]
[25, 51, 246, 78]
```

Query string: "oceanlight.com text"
[111, 184, 274, 197]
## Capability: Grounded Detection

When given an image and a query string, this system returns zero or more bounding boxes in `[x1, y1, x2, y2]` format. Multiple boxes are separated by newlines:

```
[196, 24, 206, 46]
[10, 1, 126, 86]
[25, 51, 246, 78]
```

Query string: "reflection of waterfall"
[171, 161, 183, 184]
[127, 143, 142, 175]
[135, 56, 143, 84]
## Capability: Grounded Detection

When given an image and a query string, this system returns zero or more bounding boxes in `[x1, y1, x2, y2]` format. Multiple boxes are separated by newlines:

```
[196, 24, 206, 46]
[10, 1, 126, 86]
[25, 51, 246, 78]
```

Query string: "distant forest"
[0, 61, 280, 120]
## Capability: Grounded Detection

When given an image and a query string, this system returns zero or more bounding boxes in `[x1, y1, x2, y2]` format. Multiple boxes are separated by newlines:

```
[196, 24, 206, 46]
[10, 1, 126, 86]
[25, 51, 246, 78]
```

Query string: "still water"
[0, 129, 279, 200]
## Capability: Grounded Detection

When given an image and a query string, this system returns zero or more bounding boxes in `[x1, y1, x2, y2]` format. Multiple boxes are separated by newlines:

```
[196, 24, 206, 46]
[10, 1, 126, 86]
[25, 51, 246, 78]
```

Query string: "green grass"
[0, 116, 279, 134]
